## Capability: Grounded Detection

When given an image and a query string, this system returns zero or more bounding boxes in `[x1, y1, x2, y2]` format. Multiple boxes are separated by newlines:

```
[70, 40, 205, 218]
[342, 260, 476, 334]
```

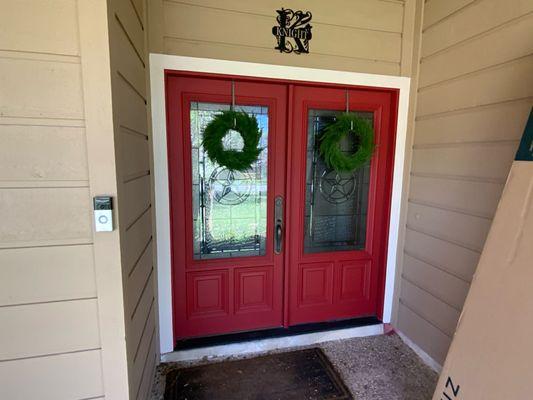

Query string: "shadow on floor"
[151, 333, 438, 400]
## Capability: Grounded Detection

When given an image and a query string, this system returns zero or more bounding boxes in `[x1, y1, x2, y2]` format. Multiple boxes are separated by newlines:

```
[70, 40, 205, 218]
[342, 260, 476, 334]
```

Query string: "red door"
[166, 75, 288, 339]
[287, 85, 397, 325]
[166, 72, 397, 342]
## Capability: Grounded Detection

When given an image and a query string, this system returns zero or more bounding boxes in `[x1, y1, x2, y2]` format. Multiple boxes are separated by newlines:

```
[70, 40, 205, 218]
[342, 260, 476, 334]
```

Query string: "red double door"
[166, 72, 398, 341]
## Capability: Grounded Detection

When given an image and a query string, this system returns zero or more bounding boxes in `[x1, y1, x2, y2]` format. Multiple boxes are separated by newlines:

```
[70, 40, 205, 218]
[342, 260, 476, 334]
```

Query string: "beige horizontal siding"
[115, 74, 149, 135]
[128, 301, 156, 365]
[110, 1, 158, 398]
[421, 0, 533, 58]
[136, 334, 158, 400]
[164, 38, 401, 75]
[0, 245, 95, 306]
[113, 16, 147, 98]
[400, 279, 460, 337]
[123, 205, 153, 272]
[422, 0, 472, 30]
[0, 0, 79, 56]
[131, 0, 145, 26]
[0, 1, 111, 398]
[402, 253, 470, 310]
[0, 299, 100, 361]
[419, 14, 533, 88]
[129, 297, 156, 395]
[409, 175, 504, 218]
[123, 175, 152, 229]
[397, 302, 452, 363]
[407, 202, 492, 252]
[0, 125, 88, 182]
[0, 56, 83, 120]
[127, 270, 155, 353]
[120, 128, 150, 179]
[411, 143, 517, 182]
[397, 0, 533, 364]
[0, 187, 92, 246]
[0, 350, 104, 400]
[173, 0, 405, 32]
[126, 241, 154, 318]
[417, 56, 533, 117]
[414, 99, 532, 144]
[404, 228, 479, 282]
[164, 2, 401, 62]
[152, 0, 414, 76]
[115, 0, 146, 64]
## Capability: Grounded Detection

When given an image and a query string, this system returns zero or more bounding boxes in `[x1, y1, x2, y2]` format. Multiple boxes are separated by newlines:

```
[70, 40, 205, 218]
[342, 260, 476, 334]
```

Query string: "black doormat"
[164, 348, 353, 400]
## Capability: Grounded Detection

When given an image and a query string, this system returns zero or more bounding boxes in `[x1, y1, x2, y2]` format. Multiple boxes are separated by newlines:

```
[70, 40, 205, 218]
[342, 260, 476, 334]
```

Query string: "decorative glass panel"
[191, 102, 269, 260]
[304, 109, 373, 253]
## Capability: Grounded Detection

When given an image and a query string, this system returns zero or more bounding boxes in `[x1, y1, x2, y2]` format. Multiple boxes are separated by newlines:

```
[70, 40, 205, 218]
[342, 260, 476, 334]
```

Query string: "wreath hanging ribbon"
[202, 110, 263, 172]
[319, 113, 375, 172]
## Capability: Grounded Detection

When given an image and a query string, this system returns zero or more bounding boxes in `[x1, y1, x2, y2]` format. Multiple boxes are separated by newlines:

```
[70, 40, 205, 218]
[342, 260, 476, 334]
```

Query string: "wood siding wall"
[396, 0, 533, 364]
[108, 0, 158, 398]
[148, 0, 417, 76]
[0, 1, 103, 399]
[1, 1, 156, 398]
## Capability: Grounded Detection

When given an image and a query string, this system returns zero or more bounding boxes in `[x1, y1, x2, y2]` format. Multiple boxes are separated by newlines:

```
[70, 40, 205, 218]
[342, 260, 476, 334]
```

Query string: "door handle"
[275, 223, 283, 254]
[274, 196, 283, 254]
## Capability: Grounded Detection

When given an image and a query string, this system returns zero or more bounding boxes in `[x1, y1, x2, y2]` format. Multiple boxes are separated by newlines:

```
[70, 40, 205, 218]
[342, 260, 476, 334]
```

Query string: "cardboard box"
[433, 109, 533, 400]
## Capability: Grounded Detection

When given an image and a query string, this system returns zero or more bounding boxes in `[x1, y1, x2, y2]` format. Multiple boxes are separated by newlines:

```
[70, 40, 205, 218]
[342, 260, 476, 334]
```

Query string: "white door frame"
[149, 54, 411, 354]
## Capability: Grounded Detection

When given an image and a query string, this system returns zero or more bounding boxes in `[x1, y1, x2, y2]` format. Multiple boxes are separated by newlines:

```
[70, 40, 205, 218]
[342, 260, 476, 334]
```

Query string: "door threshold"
[162, 317, 383, 363]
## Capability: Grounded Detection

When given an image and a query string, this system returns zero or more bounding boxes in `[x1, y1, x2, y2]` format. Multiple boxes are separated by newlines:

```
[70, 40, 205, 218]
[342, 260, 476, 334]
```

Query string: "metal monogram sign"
[272, 8, 313, 54]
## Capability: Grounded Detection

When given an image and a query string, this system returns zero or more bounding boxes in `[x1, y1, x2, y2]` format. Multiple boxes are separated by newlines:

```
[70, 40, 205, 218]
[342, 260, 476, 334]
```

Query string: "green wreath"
[319, 113, 375, 172]
[202, 110, 262, 172]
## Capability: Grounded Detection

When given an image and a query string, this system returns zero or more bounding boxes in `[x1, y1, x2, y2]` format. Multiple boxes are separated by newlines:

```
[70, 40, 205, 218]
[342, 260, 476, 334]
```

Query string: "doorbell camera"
[93, 196, 113, 232]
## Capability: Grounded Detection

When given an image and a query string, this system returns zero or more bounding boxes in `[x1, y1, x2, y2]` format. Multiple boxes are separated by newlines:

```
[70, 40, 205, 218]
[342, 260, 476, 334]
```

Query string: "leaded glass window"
[190, 102, 269, 260]
[303, 109, 372, 253]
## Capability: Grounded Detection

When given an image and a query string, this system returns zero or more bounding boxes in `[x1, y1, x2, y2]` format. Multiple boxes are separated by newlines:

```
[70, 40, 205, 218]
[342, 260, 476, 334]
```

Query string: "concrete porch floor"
[151, 333, 438, 399]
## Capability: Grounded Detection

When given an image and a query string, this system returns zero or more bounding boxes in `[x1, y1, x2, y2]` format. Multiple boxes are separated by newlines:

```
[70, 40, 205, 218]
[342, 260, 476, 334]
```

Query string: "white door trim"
[149, 54, 411, 354]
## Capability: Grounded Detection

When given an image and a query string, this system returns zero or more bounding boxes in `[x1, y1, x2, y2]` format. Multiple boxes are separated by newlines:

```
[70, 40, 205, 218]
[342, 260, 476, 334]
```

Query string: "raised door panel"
[235, 267, 273, 313]
[299, 263, 334, 306]
[187, 271, 229, 319]
[338, 261, 371, 303]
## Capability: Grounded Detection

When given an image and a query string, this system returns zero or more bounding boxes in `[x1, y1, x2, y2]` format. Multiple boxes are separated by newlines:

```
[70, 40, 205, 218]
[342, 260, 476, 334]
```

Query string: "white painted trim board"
[149, 54, 411, 354]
